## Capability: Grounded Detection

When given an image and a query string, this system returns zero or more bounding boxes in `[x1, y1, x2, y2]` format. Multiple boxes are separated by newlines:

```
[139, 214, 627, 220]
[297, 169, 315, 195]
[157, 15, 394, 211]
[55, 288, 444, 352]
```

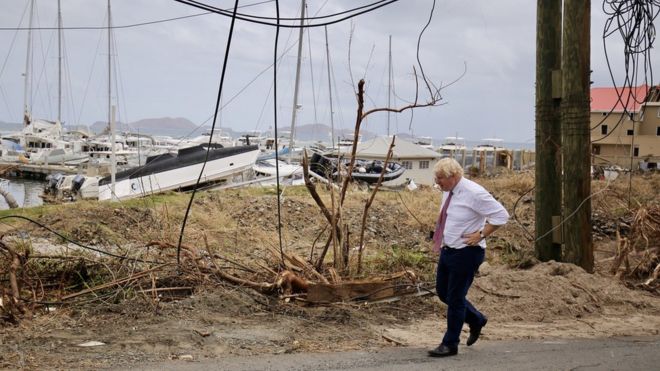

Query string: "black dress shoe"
[467, 316, 488, 346]
[427, 344, 458, 357]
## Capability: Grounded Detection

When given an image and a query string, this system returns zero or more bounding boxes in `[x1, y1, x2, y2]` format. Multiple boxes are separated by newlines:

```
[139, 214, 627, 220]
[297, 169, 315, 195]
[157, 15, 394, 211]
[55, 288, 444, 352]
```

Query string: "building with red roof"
[590, 84, 660, 169]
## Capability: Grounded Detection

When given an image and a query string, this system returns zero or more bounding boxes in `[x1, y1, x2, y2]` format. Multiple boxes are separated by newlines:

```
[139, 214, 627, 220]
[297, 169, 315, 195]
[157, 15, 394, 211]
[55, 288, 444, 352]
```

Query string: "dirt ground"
[1, 172, 659, 369]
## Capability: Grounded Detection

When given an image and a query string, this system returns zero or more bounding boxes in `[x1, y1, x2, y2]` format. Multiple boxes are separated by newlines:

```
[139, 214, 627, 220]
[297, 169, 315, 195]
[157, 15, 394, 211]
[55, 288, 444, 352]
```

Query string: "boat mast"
[288, 0, 305, 163]
[387, 35, 392, 136]
[107, 0, 112, 134]
[108, 0, 117, 198]
[57, 0, 62, 124]
[324, 26, 335, 149]
[111, 105, 116, 200]
[23, 0, 35, 127]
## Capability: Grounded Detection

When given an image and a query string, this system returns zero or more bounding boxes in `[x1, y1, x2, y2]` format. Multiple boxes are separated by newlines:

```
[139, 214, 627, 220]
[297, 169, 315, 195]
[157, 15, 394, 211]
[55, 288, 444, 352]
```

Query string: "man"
[428, 158, 509, 357]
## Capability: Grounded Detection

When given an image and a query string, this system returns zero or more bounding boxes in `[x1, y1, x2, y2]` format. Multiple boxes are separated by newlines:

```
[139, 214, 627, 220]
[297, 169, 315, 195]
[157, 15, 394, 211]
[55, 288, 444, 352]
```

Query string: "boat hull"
[310, 153, 405, 184]
[98, 145, 259, 201]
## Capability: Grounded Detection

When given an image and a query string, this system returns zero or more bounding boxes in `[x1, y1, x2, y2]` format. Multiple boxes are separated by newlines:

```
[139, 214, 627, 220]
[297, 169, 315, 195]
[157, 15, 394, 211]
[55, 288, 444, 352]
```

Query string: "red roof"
[590, 84, 649, 112]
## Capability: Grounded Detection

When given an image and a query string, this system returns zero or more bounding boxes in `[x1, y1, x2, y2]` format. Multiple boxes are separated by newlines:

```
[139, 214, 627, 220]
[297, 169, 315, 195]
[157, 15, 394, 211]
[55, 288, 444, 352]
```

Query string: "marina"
[0, 128, 538, 204]
[0, 0, 542, 205]
[0, 178, 44, 209]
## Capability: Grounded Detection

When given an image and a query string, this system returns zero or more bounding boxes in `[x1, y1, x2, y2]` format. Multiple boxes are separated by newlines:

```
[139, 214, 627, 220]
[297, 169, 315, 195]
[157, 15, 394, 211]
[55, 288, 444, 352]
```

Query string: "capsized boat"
[309, 152, 405, 184]
[98, 144, 259, 201]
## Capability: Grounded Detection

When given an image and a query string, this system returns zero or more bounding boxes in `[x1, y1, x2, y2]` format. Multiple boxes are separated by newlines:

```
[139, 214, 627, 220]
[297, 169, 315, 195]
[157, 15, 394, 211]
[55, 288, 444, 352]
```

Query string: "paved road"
[125, 337, 659, 371]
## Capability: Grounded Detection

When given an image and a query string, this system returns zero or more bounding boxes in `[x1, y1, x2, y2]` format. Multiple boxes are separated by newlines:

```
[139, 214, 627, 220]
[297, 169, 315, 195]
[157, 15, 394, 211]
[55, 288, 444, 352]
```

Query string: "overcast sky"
[0, 0, 657, 144]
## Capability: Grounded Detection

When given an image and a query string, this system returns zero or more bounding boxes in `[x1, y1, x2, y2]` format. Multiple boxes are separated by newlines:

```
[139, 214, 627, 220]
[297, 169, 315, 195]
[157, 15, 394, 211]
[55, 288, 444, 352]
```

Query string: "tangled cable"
[593, 0, 660, 141]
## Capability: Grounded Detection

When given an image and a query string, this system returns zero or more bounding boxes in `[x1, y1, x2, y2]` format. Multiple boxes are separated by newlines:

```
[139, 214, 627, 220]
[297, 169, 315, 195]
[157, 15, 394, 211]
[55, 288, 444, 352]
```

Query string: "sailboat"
[249, 0, 307, 183]
[0, 0, 86, 165]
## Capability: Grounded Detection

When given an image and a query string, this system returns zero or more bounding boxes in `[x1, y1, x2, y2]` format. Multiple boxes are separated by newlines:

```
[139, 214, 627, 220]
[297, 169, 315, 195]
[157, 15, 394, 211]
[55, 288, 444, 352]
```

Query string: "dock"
[0, 161, 78, 179]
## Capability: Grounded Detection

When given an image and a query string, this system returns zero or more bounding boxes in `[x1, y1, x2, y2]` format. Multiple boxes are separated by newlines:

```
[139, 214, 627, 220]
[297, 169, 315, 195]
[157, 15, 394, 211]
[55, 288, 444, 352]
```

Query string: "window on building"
[601, 125, 608, 135]
[657, 107, 660, 117]
[402, 161, 413, 170]
[592, 145, 601, 155]
[419, 160, 429, 169]
[633, 147, 639, 157]
[627, 129, 634, 136]
[657, 126, 660, 136]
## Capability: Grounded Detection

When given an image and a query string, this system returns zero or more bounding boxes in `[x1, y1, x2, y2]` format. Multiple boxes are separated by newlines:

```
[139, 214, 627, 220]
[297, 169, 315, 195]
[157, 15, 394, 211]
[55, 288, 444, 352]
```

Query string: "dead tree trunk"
[357, 135, 396, 275]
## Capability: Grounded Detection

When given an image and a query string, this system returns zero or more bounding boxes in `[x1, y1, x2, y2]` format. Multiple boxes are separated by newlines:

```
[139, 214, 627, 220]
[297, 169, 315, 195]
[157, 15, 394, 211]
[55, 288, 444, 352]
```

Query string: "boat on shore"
[309, 152, 405, 184]
[98, 144, 259, 201]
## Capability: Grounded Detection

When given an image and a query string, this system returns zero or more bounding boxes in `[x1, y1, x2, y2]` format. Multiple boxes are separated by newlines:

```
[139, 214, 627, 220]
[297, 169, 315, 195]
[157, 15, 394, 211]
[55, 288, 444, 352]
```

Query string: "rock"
[478, 261, 493, 276]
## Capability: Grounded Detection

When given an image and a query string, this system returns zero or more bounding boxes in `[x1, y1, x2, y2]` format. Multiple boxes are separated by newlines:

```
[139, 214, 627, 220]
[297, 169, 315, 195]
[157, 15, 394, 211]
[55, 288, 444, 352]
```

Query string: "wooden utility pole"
[561, 0, 594, 272]
[534, 0, 562, 261]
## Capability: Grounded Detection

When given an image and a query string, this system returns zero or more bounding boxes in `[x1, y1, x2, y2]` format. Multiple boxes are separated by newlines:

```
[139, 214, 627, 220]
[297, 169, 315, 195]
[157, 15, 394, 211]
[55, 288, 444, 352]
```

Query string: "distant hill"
[2, 117, 414, 145]
[88, 117, 200, 137]
[0, 121, 22, 134]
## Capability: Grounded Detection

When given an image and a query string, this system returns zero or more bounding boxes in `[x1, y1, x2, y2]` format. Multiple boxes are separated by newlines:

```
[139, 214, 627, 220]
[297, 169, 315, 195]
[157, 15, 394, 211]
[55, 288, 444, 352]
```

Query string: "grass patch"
[360, 245, 435, 279]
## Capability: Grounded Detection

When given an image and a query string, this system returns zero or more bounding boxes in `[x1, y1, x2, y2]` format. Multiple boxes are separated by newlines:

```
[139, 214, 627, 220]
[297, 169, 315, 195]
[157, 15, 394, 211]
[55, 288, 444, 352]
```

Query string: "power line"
[0, 0, 275, 31]
[174, 0, 401, 28]
[176, 0, 242, 266]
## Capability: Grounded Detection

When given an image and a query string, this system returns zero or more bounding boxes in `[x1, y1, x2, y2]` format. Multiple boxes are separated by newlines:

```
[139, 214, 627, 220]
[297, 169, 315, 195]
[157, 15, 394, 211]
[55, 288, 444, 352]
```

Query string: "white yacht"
[438, 136, 467, 157]
[412, 136, 434, 150]
[98, 144, 260, 201]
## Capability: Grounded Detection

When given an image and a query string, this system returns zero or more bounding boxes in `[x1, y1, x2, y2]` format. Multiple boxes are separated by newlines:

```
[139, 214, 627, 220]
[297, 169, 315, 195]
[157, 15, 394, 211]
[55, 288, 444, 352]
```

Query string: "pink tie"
[433, 191, 453, 252]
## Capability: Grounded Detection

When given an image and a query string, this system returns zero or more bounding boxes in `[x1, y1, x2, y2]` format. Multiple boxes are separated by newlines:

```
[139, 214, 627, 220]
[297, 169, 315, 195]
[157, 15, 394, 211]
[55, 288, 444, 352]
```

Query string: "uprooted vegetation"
[0, 172, 659, 369]
[1, 172, 658, 315]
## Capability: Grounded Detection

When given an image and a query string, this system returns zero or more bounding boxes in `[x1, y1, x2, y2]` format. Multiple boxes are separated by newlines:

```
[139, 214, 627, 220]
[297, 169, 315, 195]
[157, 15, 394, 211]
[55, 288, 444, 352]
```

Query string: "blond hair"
[433, 157, 464, 178]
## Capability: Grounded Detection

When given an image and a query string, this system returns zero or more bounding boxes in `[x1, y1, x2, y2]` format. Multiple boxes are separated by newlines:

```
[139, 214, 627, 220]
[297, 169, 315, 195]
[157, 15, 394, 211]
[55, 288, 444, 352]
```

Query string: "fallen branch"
[61, 264, 170, 301]
[0, 242, 24, 313]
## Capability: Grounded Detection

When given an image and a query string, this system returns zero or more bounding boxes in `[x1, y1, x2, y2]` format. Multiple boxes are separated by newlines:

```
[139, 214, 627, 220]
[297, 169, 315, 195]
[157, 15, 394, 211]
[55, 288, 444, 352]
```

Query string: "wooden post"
[535, 0, 562, 262]
[561, 0, 593, 272]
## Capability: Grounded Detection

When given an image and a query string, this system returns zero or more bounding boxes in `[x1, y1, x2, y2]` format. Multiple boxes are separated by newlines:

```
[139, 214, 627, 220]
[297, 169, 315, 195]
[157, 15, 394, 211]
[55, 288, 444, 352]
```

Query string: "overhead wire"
[174, 0, 400, 28]
[595, 0, 659, 210]
[594, 0, 659, 139]
[519, 1, 660, 246]
[170, 0, 404, 270]
[176, 0, 242, 266]
[0, 0, 407, 273]
[0, 0, 276, 31]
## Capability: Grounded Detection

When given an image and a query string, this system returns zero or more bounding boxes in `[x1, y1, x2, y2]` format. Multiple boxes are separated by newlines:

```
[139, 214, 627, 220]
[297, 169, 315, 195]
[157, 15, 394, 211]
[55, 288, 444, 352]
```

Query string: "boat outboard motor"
[71, 175, 86, 193]
[45, 173, 63, 194]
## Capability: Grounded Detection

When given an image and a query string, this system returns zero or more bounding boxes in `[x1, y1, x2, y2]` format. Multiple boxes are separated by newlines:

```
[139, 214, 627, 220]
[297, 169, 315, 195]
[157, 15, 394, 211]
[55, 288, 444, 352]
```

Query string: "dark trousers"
[435, 245, 486, 347]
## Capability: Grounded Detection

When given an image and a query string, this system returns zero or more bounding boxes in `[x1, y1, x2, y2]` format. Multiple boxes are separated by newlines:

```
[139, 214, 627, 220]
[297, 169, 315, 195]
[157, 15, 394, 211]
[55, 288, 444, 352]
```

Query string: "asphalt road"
[124, 337, 659, 371]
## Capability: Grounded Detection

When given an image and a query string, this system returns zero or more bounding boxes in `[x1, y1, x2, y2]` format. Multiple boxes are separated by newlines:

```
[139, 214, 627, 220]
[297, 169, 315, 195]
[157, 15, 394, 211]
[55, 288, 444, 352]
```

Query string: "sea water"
[0, 178, 45, 210]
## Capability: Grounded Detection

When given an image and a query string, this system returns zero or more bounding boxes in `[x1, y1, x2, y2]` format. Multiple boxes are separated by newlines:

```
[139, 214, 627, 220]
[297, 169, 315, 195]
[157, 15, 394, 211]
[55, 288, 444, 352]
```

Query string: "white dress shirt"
[439, 177, 509, 249]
